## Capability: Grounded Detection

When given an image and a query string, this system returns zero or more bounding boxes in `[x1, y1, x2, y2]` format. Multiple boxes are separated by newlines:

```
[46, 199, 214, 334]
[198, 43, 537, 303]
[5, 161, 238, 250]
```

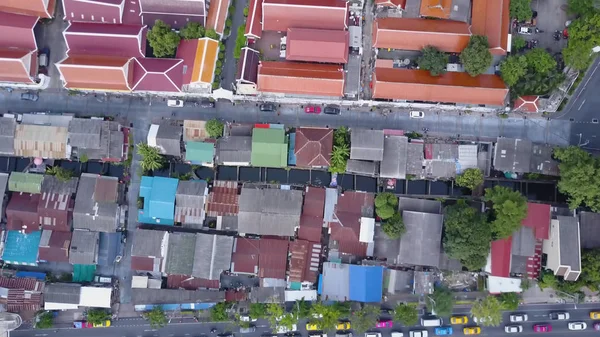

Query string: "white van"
[167, 99, 184, 107]
[420, 318, 442, 327]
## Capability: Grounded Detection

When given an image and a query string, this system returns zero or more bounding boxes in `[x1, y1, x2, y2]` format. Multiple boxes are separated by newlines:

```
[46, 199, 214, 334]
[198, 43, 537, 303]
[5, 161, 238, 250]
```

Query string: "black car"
[21, 92, 39, 101]
[259, 103, 275, 112]
[200, 100, 215, 108]
[323, 106, 341, 115]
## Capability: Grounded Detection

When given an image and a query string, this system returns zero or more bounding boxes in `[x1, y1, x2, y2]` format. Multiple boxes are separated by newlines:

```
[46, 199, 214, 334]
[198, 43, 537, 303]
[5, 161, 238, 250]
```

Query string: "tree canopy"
[460, 36, 493, 77]
[581, 249, 600, 291]
[382, 212, 405, 239]
[309, 302, 343, 331]
[512, 36, 527, 52]
[455, 168, 484, 190]
[206, 119, 224, 138]
[179, 22, 205, 39]
[86, 309, 110, 325]
[563, 14, 600, 70]
[394, 303, 419, 326]
[249, 303, 267, 319]
[525, 48, 557, 75]
[147, 306, 167, 328]
[418, 46, 449, 76]
[210, 302, 230, 321]
[427, 286, 455, 317]
[554, 146, 600, 211]
[471, 296, 503, 327]
[205, 28, 219, 40]
[137, 143, 165, 172]
[266, 303, 285, 329]
[510, 0, 533, 21]
[443, 201, 492, 271]
[568, 0, 600, 17]
[36, 312, 54, 329]
[147, 20, 181, 58]
[500, 55, 528, 87]
[485, 186, 528, 239]
[329, 127, 350, 174]
[499, 292, 520, 311]
[46, 166, 74, 182]
[350, 305, 380, 334]
[375, 192, 398, 220]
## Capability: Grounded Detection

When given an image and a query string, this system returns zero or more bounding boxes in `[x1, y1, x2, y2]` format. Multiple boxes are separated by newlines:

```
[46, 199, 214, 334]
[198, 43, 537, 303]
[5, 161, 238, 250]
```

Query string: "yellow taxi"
[306, 323, 319, 331]
[450, 316, 469, 325]
[93, 320, 111, 328]
[591, 312, 600, 319]
[337, 322, 351, 330]
[463, 327, 481, 335]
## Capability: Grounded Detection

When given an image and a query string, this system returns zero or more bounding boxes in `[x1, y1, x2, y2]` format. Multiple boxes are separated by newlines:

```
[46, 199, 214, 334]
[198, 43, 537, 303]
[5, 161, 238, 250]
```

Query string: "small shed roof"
[79, 287, 111, 308]
[69, 230, 99, 265]
[8, 172, 43, 194]
[380, 135, 408, 179]
[131, 288, 225, 304]
[185, 141, 215, 164]
[44, 283, 81, 305]
[350, 129, 384, 161]
[73, 173, 119, 232]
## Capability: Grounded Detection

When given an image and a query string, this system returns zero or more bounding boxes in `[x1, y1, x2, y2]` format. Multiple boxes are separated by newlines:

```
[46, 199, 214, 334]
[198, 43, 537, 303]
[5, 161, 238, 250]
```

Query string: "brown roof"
[206, 0, 230, 35]
[372, 68, 508, 106]
[166, 274, 220, 290]
[286, 28, 349, 64]
[6, 193, 40, 233]
[258, 238, 289, 279]
[257, 61, 345, 97]
[262, 0, 347, 32]
[131, 256, 157, 271]
[375, 0, 405, 7]
[38, 231, 72, 263]
[245, 0, 263, 38]
[294, 127, 334, 167]
[0, 277, 44, 312]
[231, 237, 260, 274]
[56, 55, 134, 91]
[329, 191, 374, 256]
[419, 0, 452, 18]
[0, 0, 55, 18]
[471, 0, 510, 55]
[298, 187, 325, 242]
[206, 180, 239, 216]
[0, 52, 36, 84]
[288, 240, 308, 282]
[373, 18, 471, 52]
[299, 215, 323, 242]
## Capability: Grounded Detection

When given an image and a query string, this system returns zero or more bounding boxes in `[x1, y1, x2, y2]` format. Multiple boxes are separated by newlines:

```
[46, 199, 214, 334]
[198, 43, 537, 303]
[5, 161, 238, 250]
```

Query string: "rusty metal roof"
[257, 61, 345, 97]
[258, 238, 289, 280]
[206, 180, 239, 216]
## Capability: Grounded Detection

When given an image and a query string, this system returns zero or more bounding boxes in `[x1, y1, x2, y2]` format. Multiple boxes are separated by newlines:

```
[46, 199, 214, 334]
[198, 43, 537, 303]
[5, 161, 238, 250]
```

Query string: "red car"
[304, 106, 321, 114]
[533, 324, 552, 333]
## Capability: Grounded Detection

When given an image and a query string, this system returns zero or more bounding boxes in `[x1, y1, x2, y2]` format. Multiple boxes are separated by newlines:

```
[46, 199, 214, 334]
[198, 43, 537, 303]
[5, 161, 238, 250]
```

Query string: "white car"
[410, 111, 424, 118]
[509, 314, 528, 322]
[276, 324, 297, 334]
[239, 315, 257, 322]
[568, 322, 587, 330]
[504, 326, 523, 334]
[365, 333, 381, 337]
[473, 316, 488, 324]
[167, 99, 184, 107]
[409, 330, 428, 337]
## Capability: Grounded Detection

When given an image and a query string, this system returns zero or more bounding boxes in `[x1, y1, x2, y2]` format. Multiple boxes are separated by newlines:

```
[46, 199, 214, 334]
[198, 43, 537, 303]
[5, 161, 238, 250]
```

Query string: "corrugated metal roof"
[8, 172, 43, 194]
[231, 237, 260, 274]
[258, 238, 289, 280]
[206, 180, 239, 216]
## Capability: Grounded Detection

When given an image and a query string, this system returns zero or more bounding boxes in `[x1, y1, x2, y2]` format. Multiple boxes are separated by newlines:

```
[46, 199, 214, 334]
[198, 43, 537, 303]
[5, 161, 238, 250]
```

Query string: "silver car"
[568, 322, 587, 331]
[504, 325, 523, 334]
[509, 314, 528, 322]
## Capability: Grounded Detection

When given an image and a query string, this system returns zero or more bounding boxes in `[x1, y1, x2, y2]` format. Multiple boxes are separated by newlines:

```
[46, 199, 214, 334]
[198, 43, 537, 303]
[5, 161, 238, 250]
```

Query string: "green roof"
[185, 141, 215, 164]
[8, 172, 43, 194]
[251, 128, 288, 168]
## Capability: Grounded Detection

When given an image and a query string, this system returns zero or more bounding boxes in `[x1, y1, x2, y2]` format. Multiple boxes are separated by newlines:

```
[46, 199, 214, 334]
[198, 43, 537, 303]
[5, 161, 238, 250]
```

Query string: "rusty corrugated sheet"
[206, 180, 239, 216]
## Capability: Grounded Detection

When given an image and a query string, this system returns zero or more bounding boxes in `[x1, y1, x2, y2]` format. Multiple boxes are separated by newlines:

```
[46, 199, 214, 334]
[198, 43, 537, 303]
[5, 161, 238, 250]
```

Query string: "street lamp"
[427, 296, 437, 316]
[555, 290, 579, 309]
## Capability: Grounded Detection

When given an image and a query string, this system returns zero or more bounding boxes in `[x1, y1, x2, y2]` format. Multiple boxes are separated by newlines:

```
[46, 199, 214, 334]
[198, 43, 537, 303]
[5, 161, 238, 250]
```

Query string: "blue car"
[434, 327, 453, 336]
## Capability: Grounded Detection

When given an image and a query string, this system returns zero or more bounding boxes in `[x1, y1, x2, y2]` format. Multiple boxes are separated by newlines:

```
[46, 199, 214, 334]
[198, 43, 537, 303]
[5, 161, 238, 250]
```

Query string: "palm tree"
[136, 143, 165, 172]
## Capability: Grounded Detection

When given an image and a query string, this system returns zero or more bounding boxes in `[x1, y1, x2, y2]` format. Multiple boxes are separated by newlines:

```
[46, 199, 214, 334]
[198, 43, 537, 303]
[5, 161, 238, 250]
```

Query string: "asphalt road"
[553, 57, 600, 151]
[13, 304, 600, 337]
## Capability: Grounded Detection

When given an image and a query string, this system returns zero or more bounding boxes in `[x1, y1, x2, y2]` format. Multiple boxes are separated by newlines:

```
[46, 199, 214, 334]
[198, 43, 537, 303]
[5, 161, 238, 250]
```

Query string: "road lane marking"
[578, 99, 586, 111]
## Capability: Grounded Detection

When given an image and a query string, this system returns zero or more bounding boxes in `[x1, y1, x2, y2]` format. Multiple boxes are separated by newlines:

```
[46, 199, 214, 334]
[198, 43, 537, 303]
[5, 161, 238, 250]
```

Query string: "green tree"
[499, 292, 520, 310]
[137, 143, 165, 172]
[443, 201, 492, 271]
[46, 166, 73, 182]
[351, 305, 380, 334]
[36, 312, 54, 329]
[568, 0, 600, 16]
[329, 143, 350, 174]
[334, 127, 350, 146]
[563, 14, 600, 70]
[243, 6, 249, 16]
[210, 302, 230, 321]
[460, 36, 493, 77]
[471, 296, 503, 327]
[205, 29, 219, 40]
[418, 46, 449, 76]
[382, 212, 405, 239]
[180, 22, 205, 39]
[511, 70, 565, 96]
[525, 48, 557, 75]
[581, 249, 600, 291]
[206, 119, 224, 138]
[500, 55, 528, 87]
[538, 269, 559, 290]
[375, 192, 398, 220]
[332, 302, 352, 317]
[86, 309, 110, 325]
[309, 302, 342, 331]
[394, 303, 419, 326]
[250, 303, 267, 319]
[147, 306, 167, 328]
[266, 303, 285, 329]
[294, 299, 311, 319]
[455, 168, 484, 190]
[512, 36, 527, 51]
[234, 25, 248, 59]
[147, 20, 181, 58]
[427, 286, 455, 317]
[485, 186, 528, 239]
[554, 146, 600, 211]
[510, 0, 533, 21]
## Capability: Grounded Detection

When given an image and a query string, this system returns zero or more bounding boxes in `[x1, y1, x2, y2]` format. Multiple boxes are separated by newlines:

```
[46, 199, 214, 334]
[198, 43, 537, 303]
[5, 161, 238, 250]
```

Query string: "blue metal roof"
[2, 230, 41, 266]
[15, 271, 46, 280]
[138, 176, 177, 225]
[349, 265, 385, 303]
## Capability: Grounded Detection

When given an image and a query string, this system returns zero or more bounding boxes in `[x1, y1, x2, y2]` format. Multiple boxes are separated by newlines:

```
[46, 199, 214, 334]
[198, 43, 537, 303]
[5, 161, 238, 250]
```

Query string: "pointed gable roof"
[294, 127, 333, 167]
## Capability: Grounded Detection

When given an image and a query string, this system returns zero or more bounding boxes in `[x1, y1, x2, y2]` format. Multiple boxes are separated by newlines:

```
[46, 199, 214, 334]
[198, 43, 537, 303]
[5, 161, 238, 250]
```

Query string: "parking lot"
[516, 0, 573, 54]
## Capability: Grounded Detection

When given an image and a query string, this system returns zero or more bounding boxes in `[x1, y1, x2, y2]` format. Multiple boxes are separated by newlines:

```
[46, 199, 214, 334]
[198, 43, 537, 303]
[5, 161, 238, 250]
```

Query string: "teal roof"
[185, 141, 215, 164]
[251, 128, 288, 168]
[2, 230, 41, 266]
[138, 176, 178, 225]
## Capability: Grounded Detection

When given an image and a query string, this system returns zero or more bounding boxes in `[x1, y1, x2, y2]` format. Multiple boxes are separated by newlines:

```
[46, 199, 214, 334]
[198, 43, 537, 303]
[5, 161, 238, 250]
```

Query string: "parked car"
[324, 106, 341, 115]
[434, 327, 452, 336]
[167, 99, 184, 107]
[375, 320, 393, 328]
[276, 325, 297, 334]
[305, 106, 322, 114]
[518, 27, 533, 35]
[73, 321, 93, 329]
[239, 315, 257, 322]
[533, 324, 552, 333]
[450, 316, 468, 325]
[306, 323, 319, 331]
[509, 314, 528, 322]
[589, 311, 600, 319]
[240, 326, 256, 333]
[568, 322, 587, 331]
[462, 327, 480, 335]
[594, 323, 600, 331]
[549, 312, 569, 320]
[409, 330, 428, 337]
[337, 322, 351, 330]
[409, 111, 424, 118]
[20, 92, 39, 101]
[504, 325, 523, 334]
[259, 103, 275, 112]
[200, 100, 215, 108]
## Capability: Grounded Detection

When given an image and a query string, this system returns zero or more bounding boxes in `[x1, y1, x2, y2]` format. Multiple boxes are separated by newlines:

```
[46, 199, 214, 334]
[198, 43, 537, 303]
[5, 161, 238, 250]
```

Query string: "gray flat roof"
[132, 229, 166, 257]
[398, 197, 442, 214]
[579, 212, 600, 249]
[397, 211, 443, 267]
[73, 173, 119, 232]
[530, 144, 559, 176]
[350, 129, 384, 161]
[372, 226, 401, 263]
[249, 286, 285, 303]
[193, 233, 234, 280]
[320, 262, 350, 301]
[215, 136, 252, 164]
[346, 159, 378, 176]
[131, 288, 225, 304]
[69, 230, 99, 265]
[510, 254, 528, 274]
[406, 142, 424, 176]
[0, 118, 15, 155]
[493, 138, 533, 173]
[380, 136, 408, 179]
[385, 269, 414, 294]
[44, 283, 81, 304]
[558, 216, 581, 272]
[449, 0, 471, 21]
[511, 226, 535, 257]
[238, 188, 303, 236]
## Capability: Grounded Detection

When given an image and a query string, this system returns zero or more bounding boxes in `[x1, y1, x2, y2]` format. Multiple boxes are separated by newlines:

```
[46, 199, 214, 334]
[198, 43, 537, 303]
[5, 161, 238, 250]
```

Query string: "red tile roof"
[295, 127, 334, 167]
[514, 96, 541, 113]
[38, 231, 72, 263]
[0, 51, 37, 84]
[259, 238, 289, 279]
[167, 274, 220, 290]
[471, 0, 510, 55]
[62, 0, 125, 23]
[6, 193, 41, 233]
[56, 55, 135, 91]
[132, 57, 184, 92]
[231, 237, 260, 274]
[245, 0, 263, 39]
[490, 238, 512, 277]
[140, 0, 205, 29]
[522, 203, 551, 240]
[206, 180, 239, 216]
[0, 12, 38, 51]
[0, 276, 44, 313]
[329, 191, 374, 256]
[206, 0, 230, 35]
[64, 22, 147, 58]
[37, 193, 73, 232]
[286, 28, 349, 64]
[257, 61, 345, 97]
[373, 68, 508, 106]
[0, 0, 55, 18]
[262, 0, 348, 32]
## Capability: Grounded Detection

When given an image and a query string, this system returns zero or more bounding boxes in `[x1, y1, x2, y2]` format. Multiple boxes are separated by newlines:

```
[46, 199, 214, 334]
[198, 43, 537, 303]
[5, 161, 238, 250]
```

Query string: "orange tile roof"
[471, 0, 510, 55]
[0, 50, 36, 84]
[245, 0, 263, 38]
[372, 68, 508, 106]
[262, 0, 348, 32]
[206, 0, 230, 35]
[57, 54, 134, 91]
[514, 96, 541, 113]
[0, 0, 55, 18]
[373, 18, 471, 52]
[257, 61, 344, 97]
[419, 0, 452, 18]
[375, 0, 406, 7]
[190, 38, 218, 84]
